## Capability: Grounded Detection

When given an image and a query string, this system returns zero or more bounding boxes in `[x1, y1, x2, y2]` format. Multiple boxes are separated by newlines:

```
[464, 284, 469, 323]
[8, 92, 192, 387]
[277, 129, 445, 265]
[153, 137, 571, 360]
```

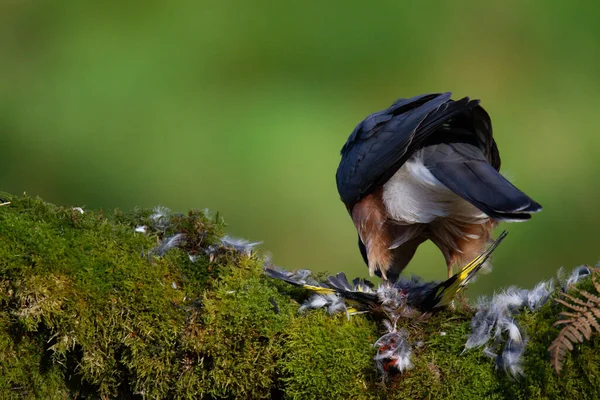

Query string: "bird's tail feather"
[430, 160, 541, 221]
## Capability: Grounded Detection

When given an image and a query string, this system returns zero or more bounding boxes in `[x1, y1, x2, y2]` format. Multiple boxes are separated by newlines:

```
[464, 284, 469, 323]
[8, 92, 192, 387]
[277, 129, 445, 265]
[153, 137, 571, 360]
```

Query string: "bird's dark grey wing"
[423, 143, 542, 220]
[336, 92, 480, 207]
[471, 106, 501, 170]
[327, 272, 353, 291]
[340, 93, 443, 154]
[326, 273, 379, 305]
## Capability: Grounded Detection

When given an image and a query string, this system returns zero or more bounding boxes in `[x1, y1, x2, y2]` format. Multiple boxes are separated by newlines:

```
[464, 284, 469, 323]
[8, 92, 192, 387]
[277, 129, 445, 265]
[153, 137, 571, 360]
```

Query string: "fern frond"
[563, 325, 584, 342]
[558, 311, 580, 319]
[552, 317, 576, 327]
[574, 285, 600, 303]
[557, 294, 590, 310]
[586, 311, 600, 332]
[549, 270, 600, 374]
[548, 336, 571, 373]
[592, 268, 600, 293]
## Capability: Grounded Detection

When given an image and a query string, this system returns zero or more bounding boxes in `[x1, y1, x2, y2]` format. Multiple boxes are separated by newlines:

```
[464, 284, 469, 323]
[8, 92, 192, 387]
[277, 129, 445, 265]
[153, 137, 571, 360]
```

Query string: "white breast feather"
[382, 153, 488, 224]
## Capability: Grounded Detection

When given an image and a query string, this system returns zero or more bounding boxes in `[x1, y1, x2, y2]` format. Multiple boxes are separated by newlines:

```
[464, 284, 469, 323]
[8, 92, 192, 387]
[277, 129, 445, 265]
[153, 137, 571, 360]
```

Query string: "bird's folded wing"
[336, 92, 480, 206]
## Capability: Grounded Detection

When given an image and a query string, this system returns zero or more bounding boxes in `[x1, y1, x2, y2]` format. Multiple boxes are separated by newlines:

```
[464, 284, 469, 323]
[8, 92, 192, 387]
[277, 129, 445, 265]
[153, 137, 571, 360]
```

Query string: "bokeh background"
[1, 1, 599, 298]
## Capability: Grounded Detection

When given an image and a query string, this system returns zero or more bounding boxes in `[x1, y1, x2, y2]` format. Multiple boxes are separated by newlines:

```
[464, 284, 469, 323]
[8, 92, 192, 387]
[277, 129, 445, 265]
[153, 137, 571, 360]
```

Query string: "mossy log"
[0, 193, 598, 399]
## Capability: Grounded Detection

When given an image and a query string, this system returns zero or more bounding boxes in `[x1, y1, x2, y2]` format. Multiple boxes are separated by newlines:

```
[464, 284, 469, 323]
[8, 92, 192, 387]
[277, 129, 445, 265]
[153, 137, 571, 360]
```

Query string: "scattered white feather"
[465, 278, 554, 376]
[220, 236, 262, 256]
[499, 321, 527, 377]
[291, 269, 312, 285]
[527, 280, 554, 310]
[156, 233, 186, 256]
[482, 346, 498, 360]
[505, 319, 523, 343]
[135, 225, 147, 233]
[327, 295, 349, 316]
[299, 293, 347, 316]
[563, 265, 592, 291]
[149, 206, 172, 232]
[465, 299, 495, 350]
[72, 207, 84, 214]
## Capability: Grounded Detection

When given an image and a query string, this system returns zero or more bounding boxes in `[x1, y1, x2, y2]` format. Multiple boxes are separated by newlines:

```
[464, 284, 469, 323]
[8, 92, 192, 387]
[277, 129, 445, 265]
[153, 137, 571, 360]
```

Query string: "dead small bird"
[336, 93, 541, 281]
[265, 231, 508, 315]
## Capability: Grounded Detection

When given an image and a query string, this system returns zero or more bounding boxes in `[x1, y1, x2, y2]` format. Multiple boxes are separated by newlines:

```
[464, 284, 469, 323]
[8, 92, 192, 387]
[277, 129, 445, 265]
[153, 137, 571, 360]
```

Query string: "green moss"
[0, 193, 251, 398]
[279, 312, 379, 400]
[0, 192, 598, 399]
[177, 256, 297, 399]
[386, 313, 500, 400]
[0, 311, 69, 399]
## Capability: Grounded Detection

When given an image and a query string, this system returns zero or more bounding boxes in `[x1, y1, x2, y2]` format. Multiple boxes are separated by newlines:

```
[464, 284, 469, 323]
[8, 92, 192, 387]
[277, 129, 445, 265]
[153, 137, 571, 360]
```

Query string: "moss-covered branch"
[0, 193, 598, 399]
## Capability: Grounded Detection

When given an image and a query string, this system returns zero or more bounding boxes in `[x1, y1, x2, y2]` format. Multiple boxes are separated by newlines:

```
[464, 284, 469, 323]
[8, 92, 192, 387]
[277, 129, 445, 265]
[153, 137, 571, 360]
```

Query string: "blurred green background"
[1, 1, 599, 298]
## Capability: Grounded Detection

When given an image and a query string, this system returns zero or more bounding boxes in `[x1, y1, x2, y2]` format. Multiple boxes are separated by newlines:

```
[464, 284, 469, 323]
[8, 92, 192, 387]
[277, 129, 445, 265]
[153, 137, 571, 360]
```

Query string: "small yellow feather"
[302, 284, 336, 295]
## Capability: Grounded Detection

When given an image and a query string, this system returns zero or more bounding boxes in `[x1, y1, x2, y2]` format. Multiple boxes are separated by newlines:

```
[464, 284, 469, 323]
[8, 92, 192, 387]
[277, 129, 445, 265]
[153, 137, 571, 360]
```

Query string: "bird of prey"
[336, 93, 541, 281]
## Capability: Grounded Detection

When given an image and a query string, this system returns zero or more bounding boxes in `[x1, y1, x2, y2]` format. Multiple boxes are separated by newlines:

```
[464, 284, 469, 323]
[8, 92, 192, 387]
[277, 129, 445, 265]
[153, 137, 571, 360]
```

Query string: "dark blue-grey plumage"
[424, 142, 541, 220]
[337, 93, 477, 206]
[336, 92, 540, 221]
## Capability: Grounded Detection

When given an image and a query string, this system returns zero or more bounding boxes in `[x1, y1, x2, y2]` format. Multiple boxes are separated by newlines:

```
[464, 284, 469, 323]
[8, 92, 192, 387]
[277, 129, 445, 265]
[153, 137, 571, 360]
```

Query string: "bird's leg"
[445, 252, 460, 279]
[445, 257, 459, 309]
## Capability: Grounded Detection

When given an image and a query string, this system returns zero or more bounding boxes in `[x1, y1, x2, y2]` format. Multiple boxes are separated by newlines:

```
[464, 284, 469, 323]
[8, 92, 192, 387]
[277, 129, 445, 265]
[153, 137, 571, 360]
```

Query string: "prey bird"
[264, 231, 508, 314]
[336, 93, 541, 281]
